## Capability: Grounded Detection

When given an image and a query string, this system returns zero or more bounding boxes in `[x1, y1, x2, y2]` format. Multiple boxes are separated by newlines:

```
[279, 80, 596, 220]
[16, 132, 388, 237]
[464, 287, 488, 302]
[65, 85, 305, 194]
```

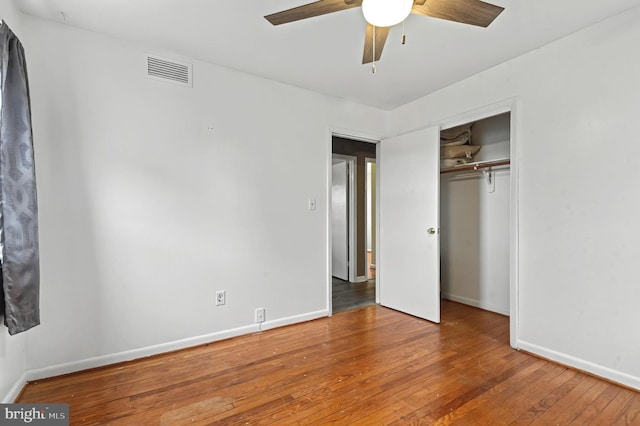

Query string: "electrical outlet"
[215, 290, 225, 306]
[255, 308, 265, 324]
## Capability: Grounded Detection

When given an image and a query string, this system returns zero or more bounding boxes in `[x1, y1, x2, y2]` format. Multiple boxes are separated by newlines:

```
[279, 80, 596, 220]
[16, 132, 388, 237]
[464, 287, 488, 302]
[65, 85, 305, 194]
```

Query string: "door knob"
[427, 227, 439, 235]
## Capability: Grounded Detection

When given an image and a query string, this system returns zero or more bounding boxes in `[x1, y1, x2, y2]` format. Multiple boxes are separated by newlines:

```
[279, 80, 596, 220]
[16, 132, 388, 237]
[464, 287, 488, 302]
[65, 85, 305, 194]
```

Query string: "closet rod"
[440, 159, 510, 174]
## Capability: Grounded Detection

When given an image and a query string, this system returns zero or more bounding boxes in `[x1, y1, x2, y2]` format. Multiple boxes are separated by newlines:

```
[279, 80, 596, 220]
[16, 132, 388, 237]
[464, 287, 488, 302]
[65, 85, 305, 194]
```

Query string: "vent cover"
[145, 54, 192, 87]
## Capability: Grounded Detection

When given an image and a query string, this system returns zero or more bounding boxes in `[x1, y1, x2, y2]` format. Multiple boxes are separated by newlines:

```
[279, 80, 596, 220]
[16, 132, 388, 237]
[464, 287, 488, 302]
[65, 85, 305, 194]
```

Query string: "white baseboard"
[25, 324, 259, 383]
[260, 309, 328, 331]
[442, 293, 509, 316]
[3, 373, 27, 403]
[355, 275, 368, 283]
[22, 309, 330, 386]
[518, 340, 640, 391]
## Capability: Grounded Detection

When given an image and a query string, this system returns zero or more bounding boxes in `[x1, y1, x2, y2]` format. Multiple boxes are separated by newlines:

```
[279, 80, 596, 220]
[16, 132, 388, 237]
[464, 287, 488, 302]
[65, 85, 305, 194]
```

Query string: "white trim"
[333, 154, 357, 283]
[508, 100, 520, 350]
[518, 340, 640, 391]
[365, 158, 377, 280]
[20, 309, 328, 385]
[355, 275, 368, 283]
[375, 142, 381, 304]
[326, 130, 333, 315]
[25, 324, 257, 382]
[330, 127, 380, 144]
[442, 293, 509, 316]
[387, 100, 511, 140]
[3, 373, 27, 403]
[260, 309, 328, 331]
[439, 103, 512, 132]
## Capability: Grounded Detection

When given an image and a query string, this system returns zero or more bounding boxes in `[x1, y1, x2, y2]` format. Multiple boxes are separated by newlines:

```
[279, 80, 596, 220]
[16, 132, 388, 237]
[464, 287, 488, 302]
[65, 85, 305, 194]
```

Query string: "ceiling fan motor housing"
[362, 0, 414, 28]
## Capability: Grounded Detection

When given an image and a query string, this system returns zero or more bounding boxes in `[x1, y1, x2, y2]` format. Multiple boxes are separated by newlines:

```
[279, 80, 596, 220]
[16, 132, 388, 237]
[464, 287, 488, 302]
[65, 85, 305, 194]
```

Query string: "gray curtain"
[0, 22, 40, 335]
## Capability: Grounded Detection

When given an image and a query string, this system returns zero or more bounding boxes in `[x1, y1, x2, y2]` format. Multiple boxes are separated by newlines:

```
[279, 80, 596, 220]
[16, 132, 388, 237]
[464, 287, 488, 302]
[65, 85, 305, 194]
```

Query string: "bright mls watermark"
[0, 404, 68, 425]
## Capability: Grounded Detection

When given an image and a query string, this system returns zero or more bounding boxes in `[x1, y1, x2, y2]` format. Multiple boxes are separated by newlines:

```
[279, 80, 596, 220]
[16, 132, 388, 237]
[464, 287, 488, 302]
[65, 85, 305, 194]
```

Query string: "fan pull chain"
[372, 25, 377, 74]
[402, 21, 406, 45]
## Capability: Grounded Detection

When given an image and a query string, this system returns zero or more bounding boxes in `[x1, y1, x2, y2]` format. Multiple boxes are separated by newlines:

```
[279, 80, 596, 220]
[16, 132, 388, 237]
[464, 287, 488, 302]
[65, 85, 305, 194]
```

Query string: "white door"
[332, 161, 349, 280]
[379, 126, 440, 323]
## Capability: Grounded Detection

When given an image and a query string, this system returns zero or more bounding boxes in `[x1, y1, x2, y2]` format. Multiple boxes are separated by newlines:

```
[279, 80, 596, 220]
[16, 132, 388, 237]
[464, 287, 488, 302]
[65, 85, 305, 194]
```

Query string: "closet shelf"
[440, 158, 510, 174]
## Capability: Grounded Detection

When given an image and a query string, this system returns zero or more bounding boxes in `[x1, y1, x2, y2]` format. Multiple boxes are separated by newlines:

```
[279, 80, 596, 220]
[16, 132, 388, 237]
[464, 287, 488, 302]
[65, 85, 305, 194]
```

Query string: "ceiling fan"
[265, 0, 504, 66]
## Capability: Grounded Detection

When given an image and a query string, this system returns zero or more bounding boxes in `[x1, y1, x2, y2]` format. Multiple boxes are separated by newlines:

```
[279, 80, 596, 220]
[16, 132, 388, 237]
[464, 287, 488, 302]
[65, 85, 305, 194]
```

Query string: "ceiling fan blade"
[411, 0, 504, 27]
[265, 0, 363, 26]
[362, 24, 390, 64]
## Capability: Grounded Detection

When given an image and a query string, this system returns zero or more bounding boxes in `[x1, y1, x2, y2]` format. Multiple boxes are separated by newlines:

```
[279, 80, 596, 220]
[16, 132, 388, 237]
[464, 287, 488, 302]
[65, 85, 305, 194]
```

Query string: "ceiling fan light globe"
[362, 0, 413, 28]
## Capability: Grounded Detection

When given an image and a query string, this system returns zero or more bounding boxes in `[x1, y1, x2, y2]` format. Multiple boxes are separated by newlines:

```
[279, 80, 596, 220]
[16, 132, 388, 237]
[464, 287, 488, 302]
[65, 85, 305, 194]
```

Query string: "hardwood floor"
[332, 277, 376, 313]
[17, 301, 639, 425]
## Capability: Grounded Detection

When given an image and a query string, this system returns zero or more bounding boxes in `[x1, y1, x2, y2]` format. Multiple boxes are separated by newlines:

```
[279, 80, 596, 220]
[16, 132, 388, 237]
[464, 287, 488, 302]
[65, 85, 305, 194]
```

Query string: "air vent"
[145, 54, 192, 87]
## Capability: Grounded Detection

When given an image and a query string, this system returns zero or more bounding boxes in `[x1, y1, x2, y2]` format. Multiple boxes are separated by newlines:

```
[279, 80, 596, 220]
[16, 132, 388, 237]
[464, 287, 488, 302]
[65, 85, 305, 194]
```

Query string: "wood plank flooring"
[17, 301, 639, 425]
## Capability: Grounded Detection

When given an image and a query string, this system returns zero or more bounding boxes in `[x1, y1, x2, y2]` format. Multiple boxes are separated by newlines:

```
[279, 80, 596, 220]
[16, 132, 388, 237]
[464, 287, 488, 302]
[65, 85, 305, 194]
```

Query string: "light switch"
[308, 198, 317, 211]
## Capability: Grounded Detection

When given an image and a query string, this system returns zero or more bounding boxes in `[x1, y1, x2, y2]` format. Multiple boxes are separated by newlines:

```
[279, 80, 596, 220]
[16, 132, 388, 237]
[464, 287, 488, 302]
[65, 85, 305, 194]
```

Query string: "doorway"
[331, 136, 377, 313]
[436, 102, 518, 347]
[440, 112, 511, 317]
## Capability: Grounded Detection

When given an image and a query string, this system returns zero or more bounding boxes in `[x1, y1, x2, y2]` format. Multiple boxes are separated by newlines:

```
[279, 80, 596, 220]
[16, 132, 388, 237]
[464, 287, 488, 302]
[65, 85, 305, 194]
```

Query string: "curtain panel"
[0, 22, 40, 335]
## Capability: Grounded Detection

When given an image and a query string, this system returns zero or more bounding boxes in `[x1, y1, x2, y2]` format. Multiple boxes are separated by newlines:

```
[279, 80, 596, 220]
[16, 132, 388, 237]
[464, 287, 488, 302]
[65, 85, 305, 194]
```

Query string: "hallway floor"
[332, 277, 376, 313]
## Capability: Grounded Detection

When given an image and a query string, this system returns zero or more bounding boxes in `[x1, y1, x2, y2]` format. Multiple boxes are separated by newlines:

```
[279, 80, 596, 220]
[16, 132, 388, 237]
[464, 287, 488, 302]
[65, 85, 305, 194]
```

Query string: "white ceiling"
[16, 0, 640, 110]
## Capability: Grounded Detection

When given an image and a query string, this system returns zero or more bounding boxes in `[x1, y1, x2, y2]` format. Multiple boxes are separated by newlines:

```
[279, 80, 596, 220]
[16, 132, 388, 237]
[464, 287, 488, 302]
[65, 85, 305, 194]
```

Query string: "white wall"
[441, 170, 510, 315]
[0, 0, 29, 403]
[16, 14, 387, 384]
[392, 6, 640, 388]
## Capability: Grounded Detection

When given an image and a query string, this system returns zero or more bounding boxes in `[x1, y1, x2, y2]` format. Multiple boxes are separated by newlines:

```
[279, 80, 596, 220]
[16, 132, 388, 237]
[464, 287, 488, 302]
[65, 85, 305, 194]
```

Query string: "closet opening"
[440, 112, 511, 318]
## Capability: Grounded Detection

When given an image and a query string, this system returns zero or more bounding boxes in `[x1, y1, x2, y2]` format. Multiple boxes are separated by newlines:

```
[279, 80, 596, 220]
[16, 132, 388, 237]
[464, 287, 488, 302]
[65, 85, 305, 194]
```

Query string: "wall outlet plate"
[255, 308, 265, 323]
[215, 291, 225, 306]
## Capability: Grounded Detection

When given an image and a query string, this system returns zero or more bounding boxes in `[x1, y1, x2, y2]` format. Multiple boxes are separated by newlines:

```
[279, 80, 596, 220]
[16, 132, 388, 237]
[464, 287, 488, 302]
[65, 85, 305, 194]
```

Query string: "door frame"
[365, 157, 377, 281]
[436, 98, 519, 348]
[327, 130, 380, 316]
[332, 154, 357, 283]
